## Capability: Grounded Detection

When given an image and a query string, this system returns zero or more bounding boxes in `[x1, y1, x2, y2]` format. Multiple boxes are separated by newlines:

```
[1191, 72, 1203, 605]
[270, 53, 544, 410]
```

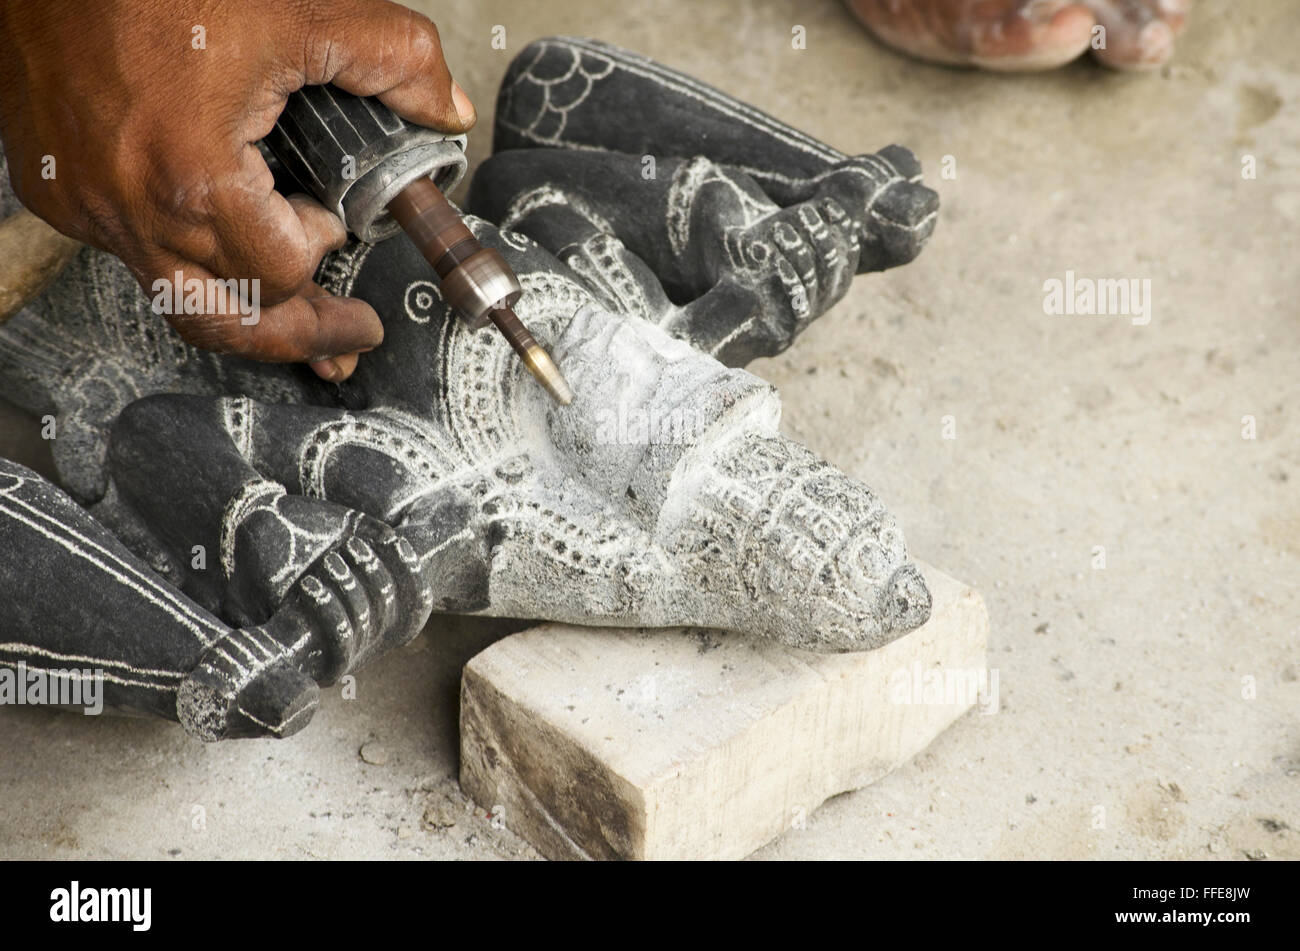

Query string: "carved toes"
[266, 514, 433, 685]
[712, 196, 859, 356]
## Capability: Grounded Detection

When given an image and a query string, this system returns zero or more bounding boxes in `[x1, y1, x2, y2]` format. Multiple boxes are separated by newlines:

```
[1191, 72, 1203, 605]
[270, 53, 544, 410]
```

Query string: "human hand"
[0, 0, 475, 380]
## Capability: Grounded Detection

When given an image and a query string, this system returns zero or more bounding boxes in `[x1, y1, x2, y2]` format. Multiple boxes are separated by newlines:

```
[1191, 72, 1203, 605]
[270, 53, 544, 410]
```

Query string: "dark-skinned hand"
[0, 0, 476, 381]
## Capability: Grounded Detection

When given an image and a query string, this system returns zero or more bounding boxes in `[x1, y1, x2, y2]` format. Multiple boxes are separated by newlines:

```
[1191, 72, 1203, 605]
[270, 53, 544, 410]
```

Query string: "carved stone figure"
[0, 37, 939, 740]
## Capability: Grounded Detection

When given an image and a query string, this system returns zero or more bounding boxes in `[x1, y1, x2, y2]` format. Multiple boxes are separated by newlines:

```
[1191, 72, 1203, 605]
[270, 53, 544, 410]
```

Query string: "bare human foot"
[844, 0, 1191, 72]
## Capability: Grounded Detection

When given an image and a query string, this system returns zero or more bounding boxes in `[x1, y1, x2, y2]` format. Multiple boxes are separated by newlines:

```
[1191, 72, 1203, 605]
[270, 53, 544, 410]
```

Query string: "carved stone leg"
[469, 132, 934, 364]
[491, 35, 939, 273]
[0, 456, 318, 738]
[494, 37, 850, 202]
[468, 150, 862, 365]
[106, 395, 436, 729]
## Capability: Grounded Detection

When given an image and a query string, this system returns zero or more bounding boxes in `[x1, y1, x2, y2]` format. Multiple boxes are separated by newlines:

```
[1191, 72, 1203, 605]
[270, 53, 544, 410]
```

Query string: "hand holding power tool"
[263, 85, 572, 403]
[0, 0, 475, 380]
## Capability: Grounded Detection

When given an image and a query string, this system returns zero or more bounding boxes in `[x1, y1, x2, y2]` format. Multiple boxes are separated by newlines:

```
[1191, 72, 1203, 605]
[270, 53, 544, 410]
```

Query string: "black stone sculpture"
[0, 38, 939, 740]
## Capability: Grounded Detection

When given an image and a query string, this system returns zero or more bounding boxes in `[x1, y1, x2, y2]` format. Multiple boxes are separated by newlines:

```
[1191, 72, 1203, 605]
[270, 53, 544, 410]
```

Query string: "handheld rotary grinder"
[260, 85, 572, 405]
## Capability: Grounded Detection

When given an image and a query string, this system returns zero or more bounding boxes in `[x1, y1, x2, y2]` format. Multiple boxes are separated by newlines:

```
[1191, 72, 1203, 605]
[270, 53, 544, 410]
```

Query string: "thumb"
[301, 0, 476, 133]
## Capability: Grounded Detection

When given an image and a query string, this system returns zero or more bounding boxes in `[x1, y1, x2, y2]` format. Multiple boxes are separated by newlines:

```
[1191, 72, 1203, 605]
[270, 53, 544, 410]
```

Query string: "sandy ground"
[0, 0, 1296, 861]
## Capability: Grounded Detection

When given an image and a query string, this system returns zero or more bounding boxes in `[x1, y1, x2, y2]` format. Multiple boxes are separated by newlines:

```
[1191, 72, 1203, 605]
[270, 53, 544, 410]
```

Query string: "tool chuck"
[261, 85, 571, 404]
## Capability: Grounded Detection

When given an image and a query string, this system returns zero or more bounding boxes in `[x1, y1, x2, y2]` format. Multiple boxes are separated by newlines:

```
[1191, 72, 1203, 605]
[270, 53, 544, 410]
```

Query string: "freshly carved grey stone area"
[0, 37, 939, 740]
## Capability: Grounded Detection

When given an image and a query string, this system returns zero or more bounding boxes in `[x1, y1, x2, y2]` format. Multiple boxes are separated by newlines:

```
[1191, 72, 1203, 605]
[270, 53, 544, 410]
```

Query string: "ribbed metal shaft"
[387, 178, 572, 404]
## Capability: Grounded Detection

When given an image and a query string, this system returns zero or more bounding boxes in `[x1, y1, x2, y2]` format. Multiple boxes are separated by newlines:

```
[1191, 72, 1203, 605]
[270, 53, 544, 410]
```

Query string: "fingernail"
[451, 80, 476, 124]
[310, 358, 344, 383]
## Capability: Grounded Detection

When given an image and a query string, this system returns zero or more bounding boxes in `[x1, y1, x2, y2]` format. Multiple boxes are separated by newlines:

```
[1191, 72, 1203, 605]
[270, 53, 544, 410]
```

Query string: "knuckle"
[305, 34, 340, 82]
[410, 12, 441, 54]
[80, 193, 134, 252]
[169, 313, 240, 355]
[150, 156, 217, 228]
[255, 242, 316, 301]
[281, 240, 318, 284]
[297, 1, 341, 80]
[403, 11, 443, 75]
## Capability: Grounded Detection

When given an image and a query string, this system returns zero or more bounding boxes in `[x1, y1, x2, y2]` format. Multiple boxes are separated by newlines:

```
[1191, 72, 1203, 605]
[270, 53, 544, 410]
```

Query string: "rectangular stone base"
[459, 562, 988, 860]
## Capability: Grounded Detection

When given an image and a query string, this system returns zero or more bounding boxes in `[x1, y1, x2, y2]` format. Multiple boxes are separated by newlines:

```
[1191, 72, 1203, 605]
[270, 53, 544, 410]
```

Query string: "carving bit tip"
[488, 307, 573, 405]
[522, 344, 574, 406]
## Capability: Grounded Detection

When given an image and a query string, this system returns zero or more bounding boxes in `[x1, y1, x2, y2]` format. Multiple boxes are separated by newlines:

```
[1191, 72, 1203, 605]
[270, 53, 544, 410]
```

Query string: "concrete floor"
[1, 0, 1296, 860]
